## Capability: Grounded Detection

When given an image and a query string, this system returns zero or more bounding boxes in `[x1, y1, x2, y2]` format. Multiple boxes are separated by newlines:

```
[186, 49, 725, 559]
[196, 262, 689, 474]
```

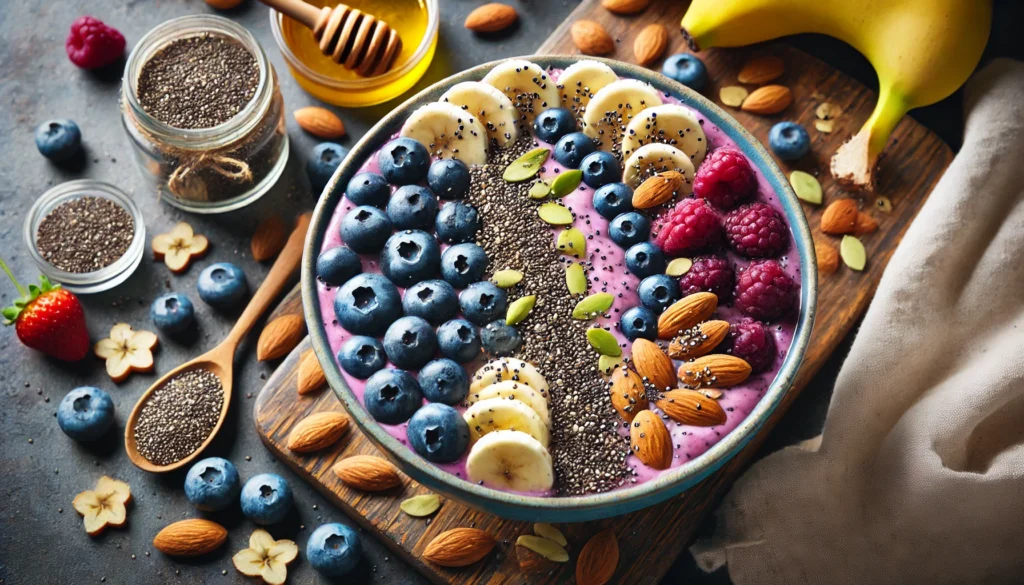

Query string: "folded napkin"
[691, 58, 1024, 584]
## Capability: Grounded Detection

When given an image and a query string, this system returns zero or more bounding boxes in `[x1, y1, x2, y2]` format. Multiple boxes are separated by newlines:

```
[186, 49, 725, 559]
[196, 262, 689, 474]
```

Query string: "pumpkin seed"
[556, 227, 586, 257]
[538, 202, 574, 226]
[491, 269, 524, 288]
[400, 494, 441, 517]
[875, 196, 893, 214]
[533, 523, 568, 547]
[720, 86, 749, 107]
[665, 257, 693, 277]
[506, 295, 536, 326]
[503, 147, 550, 182]
[598, 354, 626, 376]
[516, 535, 569, 563]
[549, 170, 583, 199]
[565, 263, 588, 295]
[789, 171, 822, 205]
[572, 292, 614, 319]
[840, 235, 866, 271]
[586, 328, 621, 357]
[528, 180, 550, 200]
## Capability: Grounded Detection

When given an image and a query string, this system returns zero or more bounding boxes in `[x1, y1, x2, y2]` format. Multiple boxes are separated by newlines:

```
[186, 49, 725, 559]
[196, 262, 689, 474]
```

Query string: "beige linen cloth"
[690, 58, 1024, 584]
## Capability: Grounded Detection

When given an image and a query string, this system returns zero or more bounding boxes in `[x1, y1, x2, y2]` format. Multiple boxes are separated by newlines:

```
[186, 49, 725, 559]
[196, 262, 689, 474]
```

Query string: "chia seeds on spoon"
[36, 196, 134, 273]
[133, 369, 223, 466]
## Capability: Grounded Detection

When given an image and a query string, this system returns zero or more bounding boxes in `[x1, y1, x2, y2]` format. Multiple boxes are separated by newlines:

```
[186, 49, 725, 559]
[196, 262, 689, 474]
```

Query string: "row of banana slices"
[398, 59, 709, 188]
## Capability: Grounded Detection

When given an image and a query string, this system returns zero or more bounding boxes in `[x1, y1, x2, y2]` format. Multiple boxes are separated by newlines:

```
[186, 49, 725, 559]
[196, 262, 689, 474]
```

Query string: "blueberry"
[580, 151, 622, 188]
[418, 358, 469, 405]
[638, 274, 681, 313]
[340, 205, 392, 253]
[307, 523, 362, 577]
[307, 142, 349, 194]
[364, 369, 423, 424]
[407, 403, 469, 463]
[440, 243, 487, 289]
[346, 171, 390, 208]
[402, 279, 458, 325]
[184, 457, 240, 512]
[436, 319, 481, 363]
[56, 386, 114, 442]
[427, 159, 470, 200]
[608, 212, 651, 248]
[149, 293, 195, 334]
[480, 320, 522, 356]
[387, 185, 438, 230]
[458, 281, 507, 325]
[197, 262, 248, 308]
[240, 473, 293, 525]
[316, 246, 361, 287]
[768, 121, 811, 161]
[380, 230, 440, 287]
[34, 119, 81, 161]
[334, 273, 402, 335]
[382, 316, 438, 370]
[533, 107, 577, 144]
[625, 242, 666, 278]
[337, 335, 387, 379]
[434, 202, 480, 244]
[378, 137, 429, 185]
[593, 183, 634, 219]
[661, 54, 708, 91]
[619, 306, 657, 341]
[553, 132, 597, 168]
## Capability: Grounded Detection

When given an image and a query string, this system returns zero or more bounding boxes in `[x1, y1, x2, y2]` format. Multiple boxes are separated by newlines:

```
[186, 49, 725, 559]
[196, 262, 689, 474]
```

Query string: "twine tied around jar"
[166, 150, 253, 199]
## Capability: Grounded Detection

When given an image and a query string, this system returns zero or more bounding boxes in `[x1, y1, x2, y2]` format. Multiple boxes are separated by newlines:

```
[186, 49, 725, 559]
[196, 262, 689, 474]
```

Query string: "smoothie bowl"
[303, 56, 816, 522]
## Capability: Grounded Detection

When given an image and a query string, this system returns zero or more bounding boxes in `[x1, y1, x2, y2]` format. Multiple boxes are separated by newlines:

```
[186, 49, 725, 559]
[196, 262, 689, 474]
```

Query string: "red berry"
[723, 202, 790, 258]
[66, 16, 125, 69]
[734, 259, 796, 321]
[3, 269, 89, 362]
[654, 198, 721, 257]
[678, 255, 735, 302]
[693, 147, 757, 210]
[724, 317, 776, 373]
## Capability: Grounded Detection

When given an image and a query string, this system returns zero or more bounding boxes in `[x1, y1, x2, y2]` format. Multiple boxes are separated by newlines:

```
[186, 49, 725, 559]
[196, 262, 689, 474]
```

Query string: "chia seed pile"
[36, 197, 134, 273]
[133, 369, 223, 466]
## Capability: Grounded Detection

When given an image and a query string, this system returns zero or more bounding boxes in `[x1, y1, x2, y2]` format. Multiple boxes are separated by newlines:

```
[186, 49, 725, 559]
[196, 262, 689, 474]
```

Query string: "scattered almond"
[678, 354, 752, 388]
[737, 55, 785, 85]
[633, 24, 668, 66]
[297, 349, 327, 395]
[631, 339, 676, 390]
[251, 216, 288, 262]
[609, 367, 648, 422]
[657, 292, 717, 339]
[256, 314, 305, 361]
[571, 20, 615, 56]
[294, 107, 345, 139]
[517, 540, 559, 574]
[815, 241, 840, 274]
[720, 86, 749, 107]
[576, 529, 619, 585]
[741, 85, 792, 115]
[630, 410, 673, 469]
[533, 523, 568, 547]
[516, 535, 569, 562]
[820, 198, 859, 235]
[153, 519, 228, 557]
[601, 0, 649, 15]
[286, 411, 348, 453]
[333, 455, 401, 491]
[632, 171, 684, 209]
[464, 3, 518, 33]
[656, 389, 727, 426]
[423, 528, 496, 567]
[667, 320, 729, 359]
[852, 211, 878, 235]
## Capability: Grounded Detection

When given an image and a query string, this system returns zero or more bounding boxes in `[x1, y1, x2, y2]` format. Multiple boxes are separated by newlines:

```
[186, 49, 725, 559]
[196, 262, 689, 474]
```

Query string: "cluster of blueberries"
[148, 262, 249, 335]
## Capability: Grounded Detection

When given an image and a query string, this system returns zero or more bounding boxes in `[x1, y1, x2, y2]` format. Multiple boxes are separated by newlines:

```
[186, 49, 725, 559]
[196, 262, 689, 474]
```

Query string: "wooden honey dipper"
[260, 0, 403, 77]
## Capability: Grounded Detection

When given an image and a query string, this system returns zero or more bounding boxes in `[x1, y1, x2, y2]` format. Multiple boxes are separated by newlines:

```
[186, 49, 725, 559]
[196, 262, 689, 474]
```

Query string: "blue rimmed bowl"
[302, 56, 817, 522]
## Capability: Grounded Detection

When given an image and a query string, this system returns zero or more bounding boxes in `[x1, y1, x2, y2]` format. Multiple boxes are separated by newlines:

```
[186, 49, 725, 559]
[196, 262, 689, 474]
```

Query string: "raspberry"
[66, 16, 125, 69]
[693, 147, 757, 210]
[654, 198, 721, 257]
[723, 202, 790, 258]
[724, 317, 776, 373]
[678, 255, 734, 302]
[734, 259, 796, 321]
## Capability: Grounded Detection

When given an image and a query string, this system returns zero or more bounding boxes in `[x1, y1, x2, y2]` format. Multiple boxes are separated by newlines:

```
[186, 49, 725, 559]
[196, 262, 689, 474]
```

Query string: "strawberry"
[1, 259, 90, 361]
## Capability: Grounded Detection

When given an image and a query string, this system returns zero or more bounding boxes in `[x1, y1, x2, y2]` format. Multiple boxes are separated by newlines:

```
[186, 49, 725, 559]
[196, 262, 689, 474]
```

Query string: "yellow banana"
[681, 0, 991, 190]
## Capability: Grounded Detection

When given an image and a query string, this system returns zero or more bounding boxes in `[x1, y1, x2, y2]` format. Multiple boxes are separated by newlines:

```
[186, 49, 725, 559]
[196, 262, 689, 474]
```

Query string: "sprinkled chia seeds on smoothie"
[133, 369, 223, 466]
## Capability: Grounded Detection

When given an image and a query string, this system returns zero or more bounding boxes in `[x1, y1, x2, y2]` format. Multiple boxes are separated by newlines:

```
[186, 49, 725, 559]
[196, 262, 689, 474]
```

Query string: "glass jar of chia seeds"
[121, 15, 288, 213]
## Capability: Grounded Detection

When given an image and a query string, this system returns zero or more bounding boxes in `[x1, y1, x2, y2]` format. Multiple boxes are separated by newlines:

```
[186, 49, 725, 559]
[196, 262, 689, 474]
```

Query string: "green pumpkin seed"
[665, 257, 693, 277]
[572, 292, 614, 319]
[491, 269, 524, 288]
[400, 494, 441, 517]
[789, 170, 823, 205]
[840, 235, 866, 271]
[506, 295, 536, 325]
[598, 354, 626, 375]
[586, 328, 622, 357]
[556, 228, 586, 258]
[565, 263, 588, 295]
[549, 169, 583, 199]
[516, 535, 569, 563]
[528, 180, 550, 200]
[533, 523, 568, 547]
[538, 202, 574, 226]
[503, 147, 550, 182]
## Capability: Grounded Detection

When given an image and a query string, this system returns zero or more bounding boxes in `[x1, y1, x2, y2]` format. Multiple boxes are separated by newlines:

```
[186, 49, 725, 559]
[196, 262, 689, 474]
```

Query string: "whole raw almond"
[153, 519, 227, 557]
[287, 411, 349, 453]
[740, 85, 792, 115]
[256, 314, 306, 361]
[631, 339, 676, 390]
[571, 20, 615, 56]
[251, 216, 288, 262]
[815, 241, 840, 274]
[633, 24, 668, 67]
[633, 171, 684, 209]
[601, 0, 649, 15]
[737, 55, 785, 85]
[294, 107, 345, 139]
[657, 292, 718, 339]
[464, 3, 518, 33]
[678, 354, 752, 388]
[656, 389, 727, 426]
[297, 349, 327, 395]
[423, 528, 496, 567]
[821, 198, 859, 235]
[852, 211, 878, 235]
[609, 367, 648, 422]
[577, 528, 619, 585]
[667, 320, 729, 359]
[333, 455, 401, 491]
[630, 410, 673, 469]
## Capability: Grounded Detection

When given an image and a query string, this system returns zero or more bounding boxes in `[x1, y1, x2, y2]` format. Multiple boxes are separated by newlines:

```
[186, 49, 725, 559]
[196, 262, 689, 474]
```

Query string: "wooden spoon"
[125, 213, 312, 473]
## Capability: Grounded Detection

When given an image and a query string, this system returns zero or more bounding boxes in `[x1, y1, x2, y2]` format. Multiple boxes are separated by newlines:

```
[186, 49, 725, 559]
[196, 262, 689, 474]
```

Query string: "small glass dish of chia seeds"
[24, 179, 145, 294]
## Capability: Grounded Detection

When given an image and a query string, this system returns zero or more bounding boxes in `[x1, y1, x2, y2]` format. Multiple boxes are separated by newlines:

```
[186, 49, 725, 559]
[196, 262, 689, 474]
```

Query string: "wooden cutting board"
[253, 0, 953, 582]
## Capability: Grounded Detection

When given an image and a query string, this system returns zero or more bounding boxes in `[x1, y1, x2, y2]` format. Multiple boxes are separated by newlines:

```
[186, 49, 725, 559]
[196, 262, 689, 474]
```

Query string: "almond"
[668, 320, 729, 359]
[631, 339, 676, 390]
[601, 0, 649, 15]
[153, 519, 227, 557]
[609, 367, 648, 422]
[333, 455, 401, 491]
[821, 198, 858, 234]
[678, 354, 752, 388]
[297, 349, 327, 395]
[657, 292, 718, 339]
[256, 314, 305, 361]
[576, 528, 619, 585]
[737, 55, 785, 85]
[852, 211, 878, 235]
[517, 540, 559, 574]
[815, 241, 840, 274]
[633, 24, 668, 67]
[251, 216, 288, 262]
[287, 411, 348, 453]
[423, 527, 496, 567]
[656, 389, 727, 426]
[740, 85, 792, 115]
[632, 171, 684, 209]
[464, 3, 517, 33]
[293, 107, 345, 139]
[630, 410, 673, 469]
[571, 20, 615, 56]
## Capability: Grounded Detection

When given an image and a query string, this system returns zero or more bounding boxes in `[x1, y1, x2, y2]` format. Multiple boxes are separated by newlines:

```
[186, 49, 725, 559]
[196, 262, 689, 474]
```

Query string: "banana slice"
[399, 102, 488, 166]
[621, 104, 708, 169]
[466, 380, 551, 427]
[482, 60, 559, 125]
[582, 79, 664, 152]
[465, 430, 555, 492]
[622, 143, 696, 190]
[557, 60, 618, 115]
[469, 358, 549, 399]
[464, 397, 549, 448]
[440, 81, 520, 148]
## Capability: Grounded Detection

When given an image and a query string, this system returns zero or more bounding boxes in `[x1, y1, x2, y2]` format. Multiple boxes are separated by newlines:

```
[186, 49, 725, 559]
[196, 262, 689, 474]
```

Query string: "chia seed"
[133, 369, 223, 466]
[36, 197, 134, 273]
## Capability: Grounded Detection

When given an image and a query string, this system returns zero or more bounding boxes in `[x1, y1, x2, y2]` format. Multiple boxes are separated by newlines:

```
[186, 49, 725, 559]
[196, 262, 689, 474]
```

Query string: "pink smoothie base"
[316, 69, 800, 497]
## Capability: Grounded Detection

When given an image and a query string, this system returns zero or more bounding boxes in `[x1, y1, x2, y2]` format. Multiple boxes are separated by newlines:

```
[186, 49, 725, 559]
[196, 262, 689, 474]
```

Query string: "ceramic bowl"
[302, 56, 817, 522]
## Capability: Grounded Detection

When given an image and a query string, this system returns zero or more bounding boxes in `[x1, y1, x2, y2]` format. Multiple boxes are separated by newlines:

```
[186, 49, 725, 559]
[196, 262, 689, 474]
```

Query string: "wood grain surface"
[254, 0, 953, 582]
